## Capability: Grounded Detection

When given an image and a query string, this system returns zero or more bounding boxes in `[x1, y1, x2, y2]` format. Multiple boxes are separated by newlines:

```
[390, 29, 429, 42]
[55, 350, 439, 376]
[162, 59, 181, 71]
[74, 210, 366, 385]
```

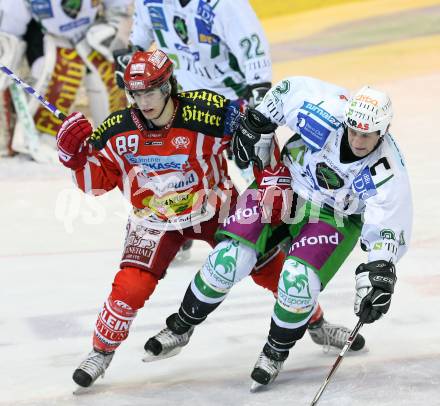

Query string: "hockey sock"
[267, 317, 308, 352]
[177, 283, 222, 326]
[93, 296, 137, 353]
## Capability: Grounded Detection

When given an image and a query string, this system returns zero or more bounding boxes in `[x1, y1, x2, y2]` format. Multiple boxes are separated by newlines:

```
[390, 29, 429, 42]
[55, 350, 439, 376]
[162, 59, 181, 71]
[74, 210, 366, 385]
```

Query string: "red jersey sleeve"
[72, 148, 121, 195]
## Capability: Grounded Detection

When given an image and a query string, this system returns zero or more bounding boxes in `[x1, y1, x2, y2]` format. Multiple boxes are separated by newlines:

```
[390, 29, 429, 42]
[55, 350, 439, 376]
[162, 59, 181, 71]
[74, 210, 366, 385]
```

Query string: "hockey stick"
[310, 320, 364, 405]
[0, 63, 66, 120]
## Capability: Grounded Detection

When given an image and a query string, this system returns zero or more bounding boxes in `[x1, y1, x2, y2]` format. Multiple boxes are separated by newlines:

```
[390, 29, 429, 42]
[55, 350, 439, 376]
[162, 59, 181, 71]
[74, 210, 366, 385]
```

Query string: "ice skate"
[143, 313, 194, 362]
[250, 344, 288, 392]
[308, 316, 366, 352]
[72, 349, 114, 389]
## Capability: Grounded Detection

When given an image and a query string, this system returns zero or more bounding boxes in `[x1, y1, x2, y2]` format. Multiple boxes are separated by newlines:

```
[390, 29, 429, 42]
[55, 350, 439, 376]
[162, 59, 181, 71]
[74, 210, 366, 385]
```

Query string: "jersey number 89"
[115, 134, 139, 155]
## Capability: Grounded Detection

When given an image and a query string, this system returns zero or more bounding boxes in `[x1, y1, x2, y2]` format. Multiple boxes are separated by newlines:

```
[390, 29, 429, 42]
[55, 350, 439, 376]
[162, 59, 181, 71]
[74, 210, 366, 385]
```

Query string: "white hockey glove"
[86, 23, 118, 61]
[86, 6, 129, 61]
[354, 260, 397, 324]
[232, 108, 277, 170]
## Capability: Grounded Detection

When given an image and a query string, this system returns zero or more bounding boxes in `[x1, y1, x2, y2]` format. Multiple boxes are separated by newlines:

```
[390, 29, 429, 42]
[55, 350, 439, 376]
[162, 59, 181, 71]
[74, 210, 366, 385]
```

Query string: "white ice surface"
[1, 74, 439, 406]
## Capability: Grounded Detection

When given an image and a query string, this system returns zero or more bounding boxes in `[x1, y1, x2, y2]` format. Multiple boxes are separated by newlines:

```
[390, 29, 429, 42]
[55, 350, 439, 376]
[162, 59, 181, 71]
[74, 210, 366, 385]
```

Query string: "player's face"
[347, 128, 381, 157]
[132, 88, 167, 120]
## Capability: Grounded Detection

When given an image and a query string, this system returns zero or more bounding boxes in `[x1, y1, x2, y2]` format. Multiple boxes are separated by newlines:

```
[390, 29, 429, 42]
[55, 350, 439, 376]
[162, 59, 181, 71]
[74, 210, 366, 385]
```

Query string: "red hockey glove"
[56, 112, 93, 170]
[254, 162, 292, 224]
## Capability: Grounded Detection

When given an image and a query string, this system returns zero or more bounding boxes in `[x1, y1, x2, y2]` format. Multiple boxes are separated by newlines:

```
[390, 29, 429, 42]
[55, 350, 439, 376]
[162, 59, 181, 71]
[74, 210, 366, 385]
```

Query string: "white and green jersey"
[130, 0, 272, 99]
[0, 0, 130, 44]
[257, 76, 412, 264]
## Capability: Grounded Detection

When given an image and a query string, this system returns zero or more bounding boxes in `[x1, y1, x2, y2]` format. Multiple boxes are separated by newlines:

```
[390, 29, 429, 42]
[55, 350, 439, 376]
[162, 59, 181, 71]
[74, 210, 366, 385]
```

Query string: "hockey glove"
[246, 82, 271, 108]
[56, 112, 93, 170]
[255, 163, 292, 224]
[232, 108, 277, 170]
[86, 23, 118, 61]
[354, 260, 397, 324]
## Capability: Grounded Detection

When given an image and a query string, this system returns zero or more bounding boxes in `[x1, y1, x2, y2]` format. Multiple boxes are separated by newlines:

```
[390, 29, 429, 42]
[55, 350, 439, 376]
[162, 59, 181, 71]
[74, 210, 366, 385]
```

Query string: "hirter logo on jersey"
[172, 136, 190, 149]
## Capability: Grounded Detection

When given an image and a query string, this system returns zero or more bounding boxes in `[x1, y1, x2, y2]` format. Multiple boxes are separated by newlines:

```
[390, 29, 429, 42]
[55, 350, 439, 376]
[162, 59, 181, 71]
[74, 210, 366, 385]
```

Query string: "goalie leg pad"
[0, 32, 26, 91]
[0, 89, 15, 156]
[31, 35, 86, 136]
[76, 39, 127, 124]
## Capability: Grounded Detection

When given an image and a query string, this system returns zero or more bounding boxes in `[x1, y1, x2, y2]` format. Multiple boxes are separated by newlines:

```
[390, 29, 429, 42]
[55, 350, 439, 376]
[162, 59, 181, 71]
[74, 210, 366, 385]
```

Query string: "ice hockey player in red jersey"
[56, 50, 364, 389]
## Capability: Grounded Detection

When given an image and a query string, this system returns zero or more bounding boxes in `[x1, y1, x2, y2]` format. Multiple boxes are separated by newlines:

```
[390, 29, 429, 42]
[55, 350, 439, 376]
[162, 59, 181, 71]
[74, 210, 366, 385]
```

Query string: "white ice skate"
[143, 325, 194, 362]
[72, 349, 114, 391]
[250, 345, 287, 392]
[308, 318, 366, 352]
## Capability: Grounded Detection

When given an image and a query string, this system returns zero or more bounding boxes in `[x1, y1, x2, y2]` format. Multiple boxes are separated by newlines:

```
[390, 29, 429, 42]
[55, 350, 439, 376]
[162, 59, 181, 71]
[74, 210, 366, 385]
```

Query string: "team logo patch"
[172, 135, 190, 149]
[315, 162, 344, 189]
[173, 16, 189, 44]
[61, 0, 82, 18]
[277, 260, 313, 313]
[204, 240, 239, 289]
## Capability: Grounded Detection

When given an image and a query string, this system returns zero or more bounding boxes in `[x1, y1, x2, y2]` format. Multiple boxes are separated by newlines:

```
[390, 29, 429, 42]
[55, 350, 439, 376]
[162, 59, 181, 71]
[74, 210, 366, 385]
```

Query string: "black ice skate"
[143, 313, 194, 362]
[308, 316, 366, 352]
[250, 344, 289, 392]
[72, 349, 114, 388]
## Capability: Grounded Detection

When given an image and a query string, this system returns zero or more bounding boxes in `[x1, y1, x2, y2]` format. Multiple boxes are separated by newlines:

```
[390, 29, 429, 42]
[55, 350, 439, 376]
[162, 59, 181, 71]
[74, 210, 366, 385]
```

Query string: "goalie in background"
[0, 0, 131, 160]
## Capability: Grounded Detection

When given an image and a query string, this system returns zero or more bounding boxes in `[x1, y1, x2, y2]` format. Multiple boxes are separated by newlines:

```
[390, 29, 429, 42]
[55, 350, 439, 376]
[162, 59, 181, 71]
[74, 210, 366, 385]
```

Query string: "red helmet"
[123, 50, 173, 92]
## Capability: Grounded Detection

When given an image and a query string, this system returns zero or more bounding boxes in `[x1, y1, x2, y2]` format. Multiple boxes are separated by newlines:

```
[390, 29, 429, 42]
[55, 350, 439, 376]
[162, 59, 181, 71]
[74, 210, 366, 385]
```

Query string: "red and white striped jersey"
[73, 90, 240, 230]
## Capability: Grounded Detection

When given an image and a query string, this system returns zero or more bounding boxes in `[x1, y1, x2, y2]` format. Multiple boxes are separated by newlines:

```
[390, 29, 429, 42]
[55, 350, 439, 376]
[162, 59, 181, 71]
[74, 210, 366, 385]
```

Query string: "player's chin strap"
[151, 81, 173, 122]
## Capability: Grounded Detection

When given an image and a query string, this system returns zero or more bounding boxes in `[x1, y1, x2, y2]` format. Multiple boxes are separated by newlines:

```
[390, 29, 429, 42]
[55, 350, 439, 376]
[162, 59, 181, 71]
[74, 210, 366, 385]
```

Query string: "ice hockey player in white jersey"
[0, 0, 130, 157]
[143, 77, 412, 389]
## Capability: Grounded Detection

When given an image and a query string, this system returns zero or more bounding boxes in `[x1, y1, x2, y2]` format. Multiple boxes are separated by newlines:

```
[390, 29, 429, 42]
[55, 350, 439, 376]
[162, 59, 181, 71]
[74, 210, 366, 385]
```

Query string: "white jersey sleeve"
[360, 135, 412, 264]
[129, 0, 155, 50]
[213, 0, 271, 86]
[0, 0, 32, 37]
[256, 76, 349, 153]
[102, 0, 132, 8]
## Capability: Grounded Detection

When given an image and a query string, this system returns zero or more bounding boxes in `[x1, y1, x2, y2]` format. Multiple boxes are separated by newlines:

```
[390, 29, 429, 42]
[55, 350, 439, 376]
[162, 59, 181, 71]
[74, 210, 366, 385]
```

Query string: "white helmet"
[344, 86, 393, 136]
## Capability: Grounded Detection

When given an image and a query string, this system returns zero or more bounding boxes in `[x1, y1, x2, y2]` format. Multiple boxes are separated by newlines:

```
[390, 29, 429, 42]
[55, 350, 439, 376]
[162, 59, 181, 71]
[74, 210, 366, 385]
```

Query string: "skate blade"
[73, 386, 92, 395]
[250, 380, 265, 393]
[142, 347, 182, 362]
